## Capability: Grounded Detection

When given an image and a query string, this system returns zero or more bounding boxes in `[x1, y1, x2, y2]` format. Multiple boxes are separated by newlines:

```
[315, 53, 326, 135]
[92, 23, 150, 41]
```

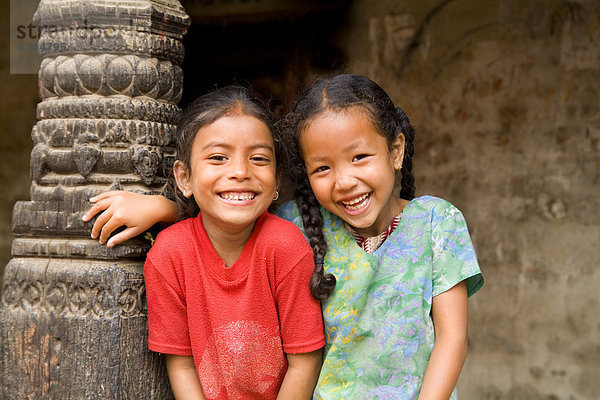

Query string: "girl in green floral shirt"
[275, 74, 483, 399]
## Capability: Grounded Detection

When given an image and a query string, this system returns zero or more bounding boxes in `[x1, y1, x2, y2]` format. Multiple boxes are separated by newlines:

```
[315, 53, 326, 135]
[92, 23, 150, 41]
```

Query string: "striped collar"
[344, 212, 403, 254]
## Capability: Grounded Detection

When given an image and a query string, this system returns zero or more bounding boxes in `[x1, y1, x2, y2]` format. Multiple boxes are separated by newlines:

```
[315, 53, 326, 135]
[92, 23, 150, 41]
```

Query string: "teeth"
[342, 193, 369, 206]
[220, 192, 255, 201]
[341, 193, 370, 210]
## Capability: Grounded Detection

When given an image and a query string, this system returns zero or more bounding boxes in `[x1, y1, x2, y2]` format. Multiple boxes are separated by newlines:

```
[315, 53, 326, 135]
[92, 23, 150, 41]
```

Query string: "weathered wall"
[340, 0, 599, 398]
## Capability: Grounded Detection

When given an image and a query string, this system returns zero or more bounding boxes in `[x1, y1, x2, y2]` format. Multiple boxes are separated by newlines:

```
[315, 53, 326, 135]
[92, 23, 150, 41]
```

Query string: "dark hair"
[174, 85, 283, 219]
[282, 74, 417, 301]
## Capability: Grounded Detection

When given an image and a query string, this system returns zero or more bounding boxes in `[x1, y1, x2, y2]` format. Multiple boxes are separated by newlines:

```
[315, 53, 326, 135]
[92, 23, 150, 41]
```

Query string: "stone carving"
[11, 238, 150, 260]
[2, 272, 147, 319]
[38, 28, 186, 63]
[131, 145, 162, 185]
[102, 121, 131, 146]
[30, 114, 177, 189]
[37, 98, 181, 123]
[37, 118, 176, 145]
[72, 133, 101, 178]
[40, 55, 183, 102]
[30, 143, 49, 182]
[35, 1, 190, 39]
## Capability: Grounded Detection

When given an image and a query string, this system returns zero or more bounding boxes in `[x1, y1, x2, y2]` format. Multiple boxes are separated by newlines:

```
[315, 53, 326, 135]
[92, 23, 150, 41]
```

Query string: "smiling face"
[299, 107, 405, 237]
[174, 113, 277, 235]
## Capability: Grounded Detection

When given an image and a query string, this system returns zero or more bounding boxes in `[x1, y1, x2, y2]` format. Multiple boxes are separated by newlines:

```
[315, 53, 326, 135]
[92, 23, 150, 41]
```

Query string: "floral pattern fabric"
[277, 196, 483, 399]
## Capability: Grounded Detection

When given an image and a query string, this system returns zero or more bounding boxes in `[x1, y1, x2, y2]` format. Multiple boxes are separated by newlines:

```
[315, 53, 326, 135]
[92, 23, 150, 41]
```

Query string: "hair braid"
[284, 126, 336, 301]
[397, 107, 416, 200]
[295, 176, 336, 301]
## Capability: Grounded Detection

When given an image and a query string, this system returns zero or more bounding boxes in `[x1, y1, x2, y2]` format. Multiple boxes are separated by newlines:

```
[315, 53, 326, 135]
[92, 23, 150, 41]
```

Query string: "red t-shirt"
[144, 211, 325, 399]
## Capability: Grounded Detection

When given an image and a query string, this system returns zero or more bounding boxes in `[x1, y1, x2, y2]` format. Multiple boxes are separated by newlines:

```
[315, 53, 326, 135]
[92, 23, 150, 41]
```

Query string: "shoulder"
[144, 219, 198, 287]
[154, 217, 195, 243]
[406, 195, 464, 222]
[258, 212, 310, 249]
[274, 201, 301, 225]
[256, 213, 313, 268]
[274, 200, 344, 234]
[408, 195, 457, 212]
[147, 217, 197, 259]
[274, 201, 308, 239]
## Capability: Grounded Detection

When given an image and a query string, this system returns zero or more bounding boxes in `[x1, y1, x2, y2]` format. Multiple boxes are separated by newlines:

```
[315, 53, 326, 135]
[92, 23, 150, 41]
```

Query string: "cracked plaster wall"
[339, 0, 600, 398]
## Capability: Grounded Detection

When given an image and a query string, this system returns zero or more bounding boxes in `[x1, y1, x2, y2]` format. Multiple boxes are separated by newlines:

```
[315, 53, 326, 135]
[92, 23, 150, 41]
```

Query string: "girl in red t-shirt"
[85, 86, 324, 399]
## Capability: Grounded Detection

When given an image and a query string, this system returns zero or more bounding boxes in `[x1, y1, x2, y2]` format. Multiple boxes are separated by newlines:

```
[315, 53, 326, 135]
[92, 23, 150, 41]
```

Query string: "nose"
[334, 168, 358, 191]
[228, 156, 250, 180]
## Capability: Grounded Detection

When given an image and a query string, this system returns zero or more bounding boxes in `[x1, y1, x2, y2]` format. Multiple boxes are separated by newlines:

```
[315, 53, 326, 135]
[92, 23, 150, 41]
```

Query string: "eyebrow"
[342, 141, 361, 152]
[201, 141, 274, 153]
[306, 141, 361, 162]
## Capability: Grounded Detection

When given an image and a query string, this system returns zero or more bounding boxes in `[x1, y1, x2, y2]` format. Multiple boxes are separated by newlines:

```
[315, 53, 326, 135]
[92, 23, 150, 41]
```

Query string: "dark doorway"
[179, 2, 350, 114]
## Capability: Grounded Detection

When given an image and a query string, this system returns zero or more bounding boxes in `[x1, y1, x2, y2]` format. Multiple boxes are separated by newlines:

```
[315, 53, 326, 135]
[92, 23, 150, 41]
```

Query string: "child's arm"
[276, 349, 323, 400]
[82, 191, 177, 247]
[418, 280, 468, 400]
[166, 354, 206, 400]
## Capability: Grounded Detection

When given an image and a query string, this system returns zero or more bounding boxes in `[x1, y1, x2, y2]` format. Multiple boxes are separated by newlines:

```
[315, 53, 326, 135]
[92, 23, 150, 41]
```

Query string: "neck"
[354, 197, 409, 237]
[201, 217, 257, 267]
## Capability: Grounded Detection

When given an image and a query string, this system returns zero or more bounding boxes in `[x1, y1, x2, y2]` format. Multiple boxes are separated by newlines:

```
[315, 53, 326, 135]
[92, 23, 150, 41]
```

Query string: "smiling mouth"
[339, 192, 371, 211]
[219, 191, 256, 201]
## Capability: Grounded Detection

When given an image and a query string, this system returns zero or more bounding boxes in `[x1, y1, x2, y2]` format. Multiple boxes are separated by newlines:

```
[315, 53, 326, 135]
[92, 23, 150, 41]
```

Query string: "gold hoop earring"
[273, 191, 279, 201]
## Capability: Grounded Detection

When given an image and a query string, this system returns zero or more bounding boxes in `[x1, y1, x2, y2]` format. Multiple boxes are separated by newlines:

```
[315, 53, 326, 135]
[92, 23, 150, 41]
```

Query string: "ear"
[173, 160, 192, 197]
[391, 133, 405, 170]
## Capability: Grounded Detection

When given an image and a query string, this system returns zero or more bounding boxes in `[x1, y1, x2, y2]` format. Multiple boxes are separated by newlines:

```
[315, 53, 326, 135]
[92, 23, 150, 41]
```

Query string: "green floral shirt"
[277, 196, 483, 399]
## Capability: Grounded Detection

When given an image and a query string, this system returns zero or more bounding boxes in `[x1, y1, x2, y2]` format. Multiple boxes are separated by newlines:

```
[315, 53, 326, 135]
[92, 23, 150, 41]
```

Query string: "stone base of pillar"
[1, 0, 189, 396]
[1, 257, 173, 398]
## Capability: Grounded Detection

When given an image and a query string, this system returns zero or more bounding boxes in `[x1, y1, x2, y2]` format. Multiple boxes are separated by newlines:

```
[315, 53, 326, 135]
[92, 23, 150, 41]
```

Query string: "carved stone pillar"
[1, 1, 189, 398]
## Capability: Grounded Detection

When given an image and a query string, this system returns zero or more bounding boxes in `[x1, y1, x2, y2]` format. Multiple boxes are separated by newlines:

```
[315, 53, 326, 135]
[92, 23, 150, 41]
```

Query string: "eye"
[352, 154, 370, 162]
[250, 155, 271, 164]
[312, 165, 330, 174]
[208, 155, 227, 161]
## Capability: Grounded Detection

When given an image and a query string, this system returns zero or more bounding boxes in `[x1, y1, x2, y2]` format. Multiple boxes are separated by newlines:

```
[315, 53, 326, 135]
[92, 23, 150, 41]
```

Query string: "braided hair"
[396, 108, 416, 200]
[285, 138, 335, 301]
[174, 85, 283, 220]
[282, 74, 417, 301]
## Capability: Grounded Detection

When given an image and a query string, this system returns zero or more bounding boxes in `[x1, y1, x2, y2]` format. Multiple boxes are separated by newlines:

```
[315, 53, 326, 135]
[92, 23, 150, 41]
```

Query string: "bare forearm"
[166, 355, 206, 400]
[277, 349, 322, 400]
[418, 281, 468, 400]
[153, 195, 178, 224]
[418, 336, 467, 399]
[83, 191, 178, 246]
